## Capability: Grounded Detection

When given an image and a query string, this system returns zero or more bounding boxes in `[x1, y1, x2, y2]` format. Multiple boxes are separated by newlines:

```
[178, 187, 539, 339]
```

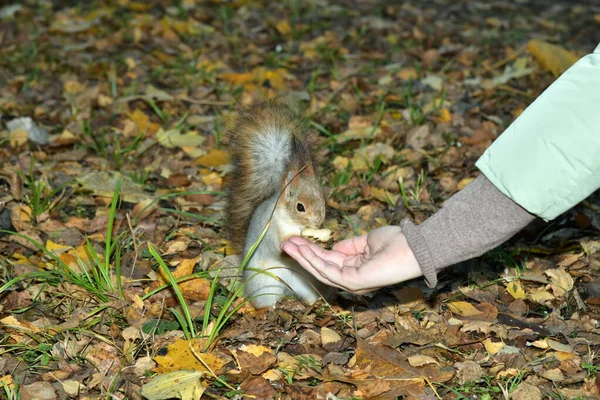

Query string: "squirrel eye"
[296, 203, 306, 212]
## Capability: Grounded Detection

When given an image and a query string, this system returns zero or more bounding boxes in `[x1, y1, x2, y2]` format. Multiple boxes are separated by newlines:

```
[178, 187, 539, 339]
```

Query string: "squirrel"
[225, 102, 332, 308]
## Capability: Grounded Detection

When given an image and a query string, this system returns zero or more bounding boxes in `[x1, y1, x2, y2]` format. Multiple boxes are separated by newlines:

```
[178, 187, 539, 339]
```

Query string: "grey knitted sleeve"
[401, 174, 536, 287]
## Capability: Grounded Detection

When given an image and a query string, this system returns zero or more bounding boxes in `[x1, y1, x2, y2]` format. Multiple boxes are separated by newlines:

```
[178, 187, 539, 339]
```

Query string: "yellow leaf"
[446, 301, 483, 317]
[127, 109, 158, 134]
[221, 72, 253, 86]
[238, 344, 273, 357]
[332, 156, 349, 171]
[157, 128, 206, 149]
[527, 39, 579, 77]
[195, 149, 230, 167]
[457, 178, 474, 190]
[46, 240, 71, 257]
[275, 20, 292, 36]
[64, 80, 86, 95]
[8, 128, 28, 147]
[141, 370, 205, 400]
[483, 338, 504, 355]
[371, 187, 399, 205]
[0, 375, 14, 389]
[153, 339, 225, 374]
[506, 280, 526, 300]
[554, 351, 578, 361]
[435, 108, 452, 123]
[200, 172, 222, 186]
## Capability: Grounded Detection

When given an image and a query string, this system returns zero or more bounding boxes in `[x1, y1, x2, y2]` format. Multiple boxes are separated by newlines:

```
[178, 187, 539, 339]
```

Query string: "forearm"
[401, 175, 535, 287]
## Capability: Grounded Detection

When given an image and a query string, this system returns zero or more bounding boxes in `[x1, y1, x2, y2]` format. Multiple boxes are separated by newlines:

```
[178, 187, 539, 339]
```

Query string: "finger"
[284, 244, 388, 294]
[284, 236, 348, 266]
[282, 242, 345, 289]
[332, 234, 368, 256]
[285, 236, 313, 246]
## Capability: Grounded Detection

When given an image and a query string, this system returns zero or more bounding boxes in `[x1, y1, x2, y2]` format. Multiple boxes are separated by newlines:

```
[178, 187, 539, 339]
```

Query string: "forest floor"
[2, 0, 600, 399]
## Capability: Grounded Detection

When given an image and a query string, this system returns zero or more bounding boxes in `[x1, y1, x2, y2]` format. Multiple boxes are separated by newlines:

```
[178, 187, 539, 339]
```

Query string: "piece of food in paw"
[301, 228, 334, 244]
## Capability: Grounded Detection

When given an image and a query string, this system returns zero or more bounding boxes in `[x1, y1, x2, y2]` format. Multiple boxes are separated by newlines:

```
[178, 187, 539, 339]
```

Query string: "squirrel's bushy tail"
[225, 102, 313, 253]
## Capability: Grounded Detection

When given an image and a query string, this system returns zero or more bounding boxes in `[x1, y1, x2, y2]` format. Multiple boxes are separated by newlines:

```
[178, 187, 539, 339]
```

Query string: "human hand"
[280, 226, 423, 294]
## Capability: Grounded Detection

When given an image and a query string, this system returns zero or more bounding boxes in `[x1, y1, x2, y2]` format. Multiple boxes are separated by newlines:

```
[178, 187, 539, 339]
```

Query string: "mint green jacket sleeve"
[476, 43, 600, 221]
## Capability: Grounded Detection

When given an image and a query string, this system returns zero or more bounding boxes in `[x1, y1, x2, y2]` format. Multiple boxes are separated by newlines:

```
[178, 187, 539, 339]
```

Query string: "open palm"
[281, 226, 423, 295]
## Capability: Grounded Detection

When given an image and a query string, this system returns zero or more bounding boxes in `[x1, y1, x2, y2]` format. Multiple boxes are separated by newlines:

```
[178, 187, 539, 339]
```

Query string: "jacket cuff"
[399, 174, 535, 288]
[401, 219, 438, 287]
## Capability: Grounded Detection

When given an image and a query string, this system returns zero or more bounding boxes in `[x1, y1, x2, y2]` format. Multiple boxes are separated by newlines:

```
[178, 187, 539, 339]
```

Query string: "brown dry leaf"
[455, 361, 484, 384]
[141, 370, 205, 400]
[407, 355, 439, 367]
[529, 286, 555, 303]
[239, 376, 276, 400]
[153, 339, 225, 374]
[350, 339, 427, 396]
[529, 339, 549, 349]
[1, 316, 41, 342]
[506, 280, 526, 300]
[545, 268, 574, 297]
[321, 327, 342, 346]
[232, 345, 277, 375]
[461, 321, 492, 334]
[195, 149, 230, 167]
[546, 339, 573, 353]
[446, 301, 483, 317]
[541, 368, 565, 382]
[527, 39, 579, 77]
[511, 382, 542, 400]
[131, 198, 158, 222]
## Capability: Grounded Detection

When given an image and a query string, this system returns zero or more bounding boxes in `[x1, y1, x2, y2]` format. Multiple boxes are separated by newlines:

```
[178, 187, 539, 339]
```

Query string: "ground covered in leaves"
[2, 0, 600, 399]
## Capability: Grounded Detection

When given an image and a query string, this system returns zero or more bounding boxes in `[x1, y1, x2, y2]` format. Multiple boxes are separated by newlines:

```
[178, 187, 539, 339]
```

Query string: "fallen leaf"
[407, 355, 439, 367]
[545, 268, 574, 297]
[527, 39, 579, 77]
[157, 128, 206, 149]
[321, 327, 342, 346]
[195, 149, 230, 167]
[153, 339, 225, 374]
[507, 280, 526, 300]
[141, 370, 205, 400]
[446, 301, 483, 317]
[483, 338, 504, 355]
